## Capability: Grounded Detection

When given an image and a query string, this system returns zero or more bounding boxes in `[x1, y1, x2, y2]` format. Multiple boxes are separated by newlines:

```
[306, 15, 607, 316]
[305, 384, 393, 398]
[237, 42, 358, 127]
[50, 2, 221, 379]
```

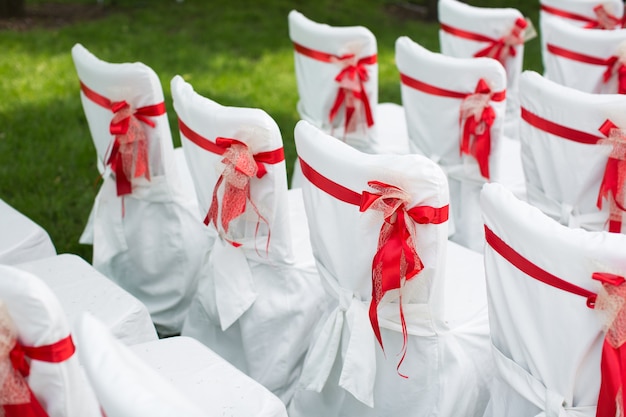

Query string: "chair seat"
[0, 198, 56, 265]
[17, 253, 157, 345]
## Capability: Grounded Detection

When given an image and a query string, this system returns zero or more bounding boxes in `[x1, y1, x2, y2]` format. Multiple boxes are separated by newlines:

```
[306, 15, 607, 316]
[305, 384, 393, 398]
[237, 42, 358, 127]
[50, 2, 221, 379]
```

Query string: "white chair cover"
[438, 0, 529, 141]
[543, 17, 626, 94]
[71, 43, 210, 336]
[288, 120, 491, 417]
[287, 10, 410, 187]
[0, 199, 56, 265]
[540, 0, 624, 30]
[519, 70, 626, 233]
[172, 76, 324, 404]
[0, 265, 101, 417]
[17, 254, 157, 345]
[396, 36, 525, 252]
[480, 182, 626, 417]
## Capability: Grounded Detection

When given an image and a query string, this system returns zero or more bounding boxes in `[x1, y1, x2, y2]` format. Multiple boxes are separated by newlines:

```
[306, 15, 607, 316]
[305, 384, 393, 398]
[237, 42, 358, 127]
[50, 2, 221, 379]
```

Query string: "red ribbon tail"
[597, 339, 626, 417]
[369, 297, 384, 349]
[114, 156, 132, 196]
[3, 391, 49, 417]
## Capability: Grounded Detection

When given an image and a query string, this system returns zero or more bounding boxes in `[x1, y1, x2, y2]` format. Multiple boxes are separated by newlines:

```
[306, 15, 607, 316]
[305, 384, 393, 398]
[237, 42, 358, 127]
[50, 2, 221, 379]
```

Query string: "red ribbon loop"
[460, 78, 496, 179]
[588, 4, 622, 29]
[359, 180, 448, 376]
[474, 17, 527, 65]
[597, 120, 626, 232]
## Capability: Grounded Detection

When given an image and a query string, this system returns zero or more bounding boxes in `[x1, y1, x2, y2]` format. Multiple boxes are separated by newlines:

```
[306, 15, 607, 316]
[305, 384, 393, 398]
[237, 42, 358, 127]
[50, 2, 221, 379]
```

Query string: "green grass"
[0, 0, 542, 261]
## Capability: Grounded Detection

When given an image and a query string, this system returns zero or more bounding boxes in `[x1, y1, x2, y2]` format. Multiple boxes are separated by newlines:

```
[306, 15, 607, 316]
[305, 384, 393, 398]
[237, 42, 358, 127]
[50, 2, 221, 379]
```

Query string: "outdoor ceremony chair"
[542, 17, 626, 95]
[395, 36, 525, 252]
[287, 120, 492, 417]
[288, 10, 410, 187]
[0, 264, 101, 417]
[171, 75, 325, 404]
[0, 198, 56, 265]
[17, 254, 157, 345]
[76, 313, 288, 417]
[540, 0, 623, 32]
[480, 182, 626, 417]
[71, 43, 210, 337]
[519, 70, 626, 233]
[438, 0, 534, 141]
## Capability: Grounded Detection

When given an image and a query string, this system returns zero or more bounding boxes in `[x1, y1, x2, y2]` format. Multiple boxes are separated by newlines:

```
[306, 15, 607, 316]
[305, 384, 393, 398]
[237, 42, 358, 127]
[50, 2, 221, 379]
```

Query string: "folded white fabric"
[0, 198, 56, 265]
[0, 264, 101, 417]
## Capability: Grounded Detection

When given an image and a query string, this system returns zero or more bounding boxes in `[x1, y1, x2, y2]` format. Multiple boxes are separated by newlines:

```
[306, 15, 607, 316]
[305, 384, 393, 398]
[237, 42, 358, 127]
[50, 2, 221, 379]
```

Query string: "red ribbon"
[79, 81, 166, 196]
[597, 120, 626, 233]
[300, 158, 449, 376]
[293, 42, 376, 134]
[2, 335, 75, 417]
[440, 18, 528, 66]
[485, 225, 626, 417]
[540, 4, 621, 29]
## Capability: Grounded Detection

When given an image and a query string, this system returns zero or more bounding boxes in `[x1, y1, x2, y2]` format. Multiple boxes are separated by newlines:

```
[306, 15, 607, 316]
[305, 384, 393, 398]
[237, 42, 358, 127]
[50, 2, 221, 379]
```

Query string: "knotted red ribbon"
[597, 120, 626, 233]
[440, 18, 528, 66]
[359, 181, 449, 376]
[293, 42, 375, 134]
[540, 4, 621, 29]
[0, 304, 75, 417]
[460, 79, 497, 180]
[79, 81, 166, 196]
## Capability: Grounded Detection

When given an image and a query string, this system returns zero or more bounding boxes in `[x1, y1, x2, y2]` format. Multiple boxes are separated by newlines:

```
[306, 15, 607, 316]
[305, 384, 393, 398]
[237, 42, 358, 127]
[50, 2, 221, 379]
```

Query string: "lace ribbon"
[540, 3, 621, 29]
[79, 81, 166, 196]
[597, 120, 626, 233]
[0, 303, 48, 417]
[459, 79, 497, 180]
[293, 42, 375, 134]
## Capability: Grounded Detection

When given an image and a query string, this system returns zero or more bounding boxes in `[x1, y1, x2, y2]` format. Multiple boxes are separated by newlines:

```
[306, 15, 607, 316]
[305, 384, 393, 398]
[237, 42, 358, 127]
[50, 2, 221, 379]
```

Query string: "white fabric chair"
[0, 198, 56, 265]
[76, 313, 288, 417]
[438, 0, 532, 141]
[540, 0, 623, 31]
[288, 10, 410, 186]
[172, 76, 325, 404]
[288, 120, 492, 417]
[480, 182, 626, 417]
[543, 17, 626, 94]
[71, 43, 210, 336]
[0, 265, 101, 417]
[17, 254, 157, 345]
[396, 36, 525, 252]
[519, 70, 626, 233]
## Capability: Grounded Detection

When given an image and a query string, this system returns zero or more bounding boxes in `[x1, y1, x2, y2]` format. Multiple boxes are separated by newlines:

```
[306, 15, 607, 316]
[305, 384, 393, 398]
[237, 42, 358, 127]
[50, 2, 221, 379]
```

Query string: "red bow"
[105, 100, 160, 196]
[459, 79, 496, 180]
[329, 54, 376, 134]
[597, 120, 626, 233]
[603, 55, 626, 94]
[360, 181, 448, 376]
[592, 272, 626, 417]
[474, 18, 527, 65]
[205, 137, 271, 248]
[587, 4, 622, 29]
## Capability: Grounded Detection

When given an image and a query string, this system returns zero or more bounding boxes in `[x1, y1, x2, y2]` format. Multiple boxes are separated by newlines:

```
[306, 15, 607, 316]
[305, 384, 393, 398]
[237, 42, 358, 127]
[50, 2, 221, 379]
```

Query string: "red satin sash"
[178, 119, 284, 248]
[80, 81, 166, 196]
[293, 42, 376, 134]
[521, 109, 625, 232]
[299, 156, 449, 375]
[546, 44, 626, 94]
[540, 4, 621, 29]
[485, 224, 626, 417]
[440, 18, 528, 65]
[3, 335, 76, 417]
[401, 74, 505, 179]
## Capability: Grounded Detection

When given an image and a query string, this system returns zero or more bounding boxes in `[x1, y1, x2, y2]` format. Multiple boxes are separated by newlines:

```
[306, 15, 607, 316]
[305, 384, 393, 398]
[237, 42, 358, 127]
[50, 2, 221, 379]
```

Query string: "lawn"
[0, 0, 542, 261]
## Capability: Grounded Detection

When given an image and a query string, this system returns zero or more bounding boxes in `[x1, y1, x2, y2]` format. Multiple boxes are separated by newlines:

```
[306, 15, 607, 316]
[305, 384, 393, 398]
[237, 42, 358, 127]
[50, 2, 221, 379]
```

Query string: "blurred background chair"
[0, 198, 56, 265]
[542, 17, 626, 94]
[0, 264, 101, 417]
[438, 0, 533, 141]
[519, 70, 626, 233]
[480, 182, 626, 417]
[396, 36, 525, 252]
[71, 43, 210, 337]
[288, 120, 491, 417]
[171, 75, 324, 404]
[76, 313, 288, 417]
